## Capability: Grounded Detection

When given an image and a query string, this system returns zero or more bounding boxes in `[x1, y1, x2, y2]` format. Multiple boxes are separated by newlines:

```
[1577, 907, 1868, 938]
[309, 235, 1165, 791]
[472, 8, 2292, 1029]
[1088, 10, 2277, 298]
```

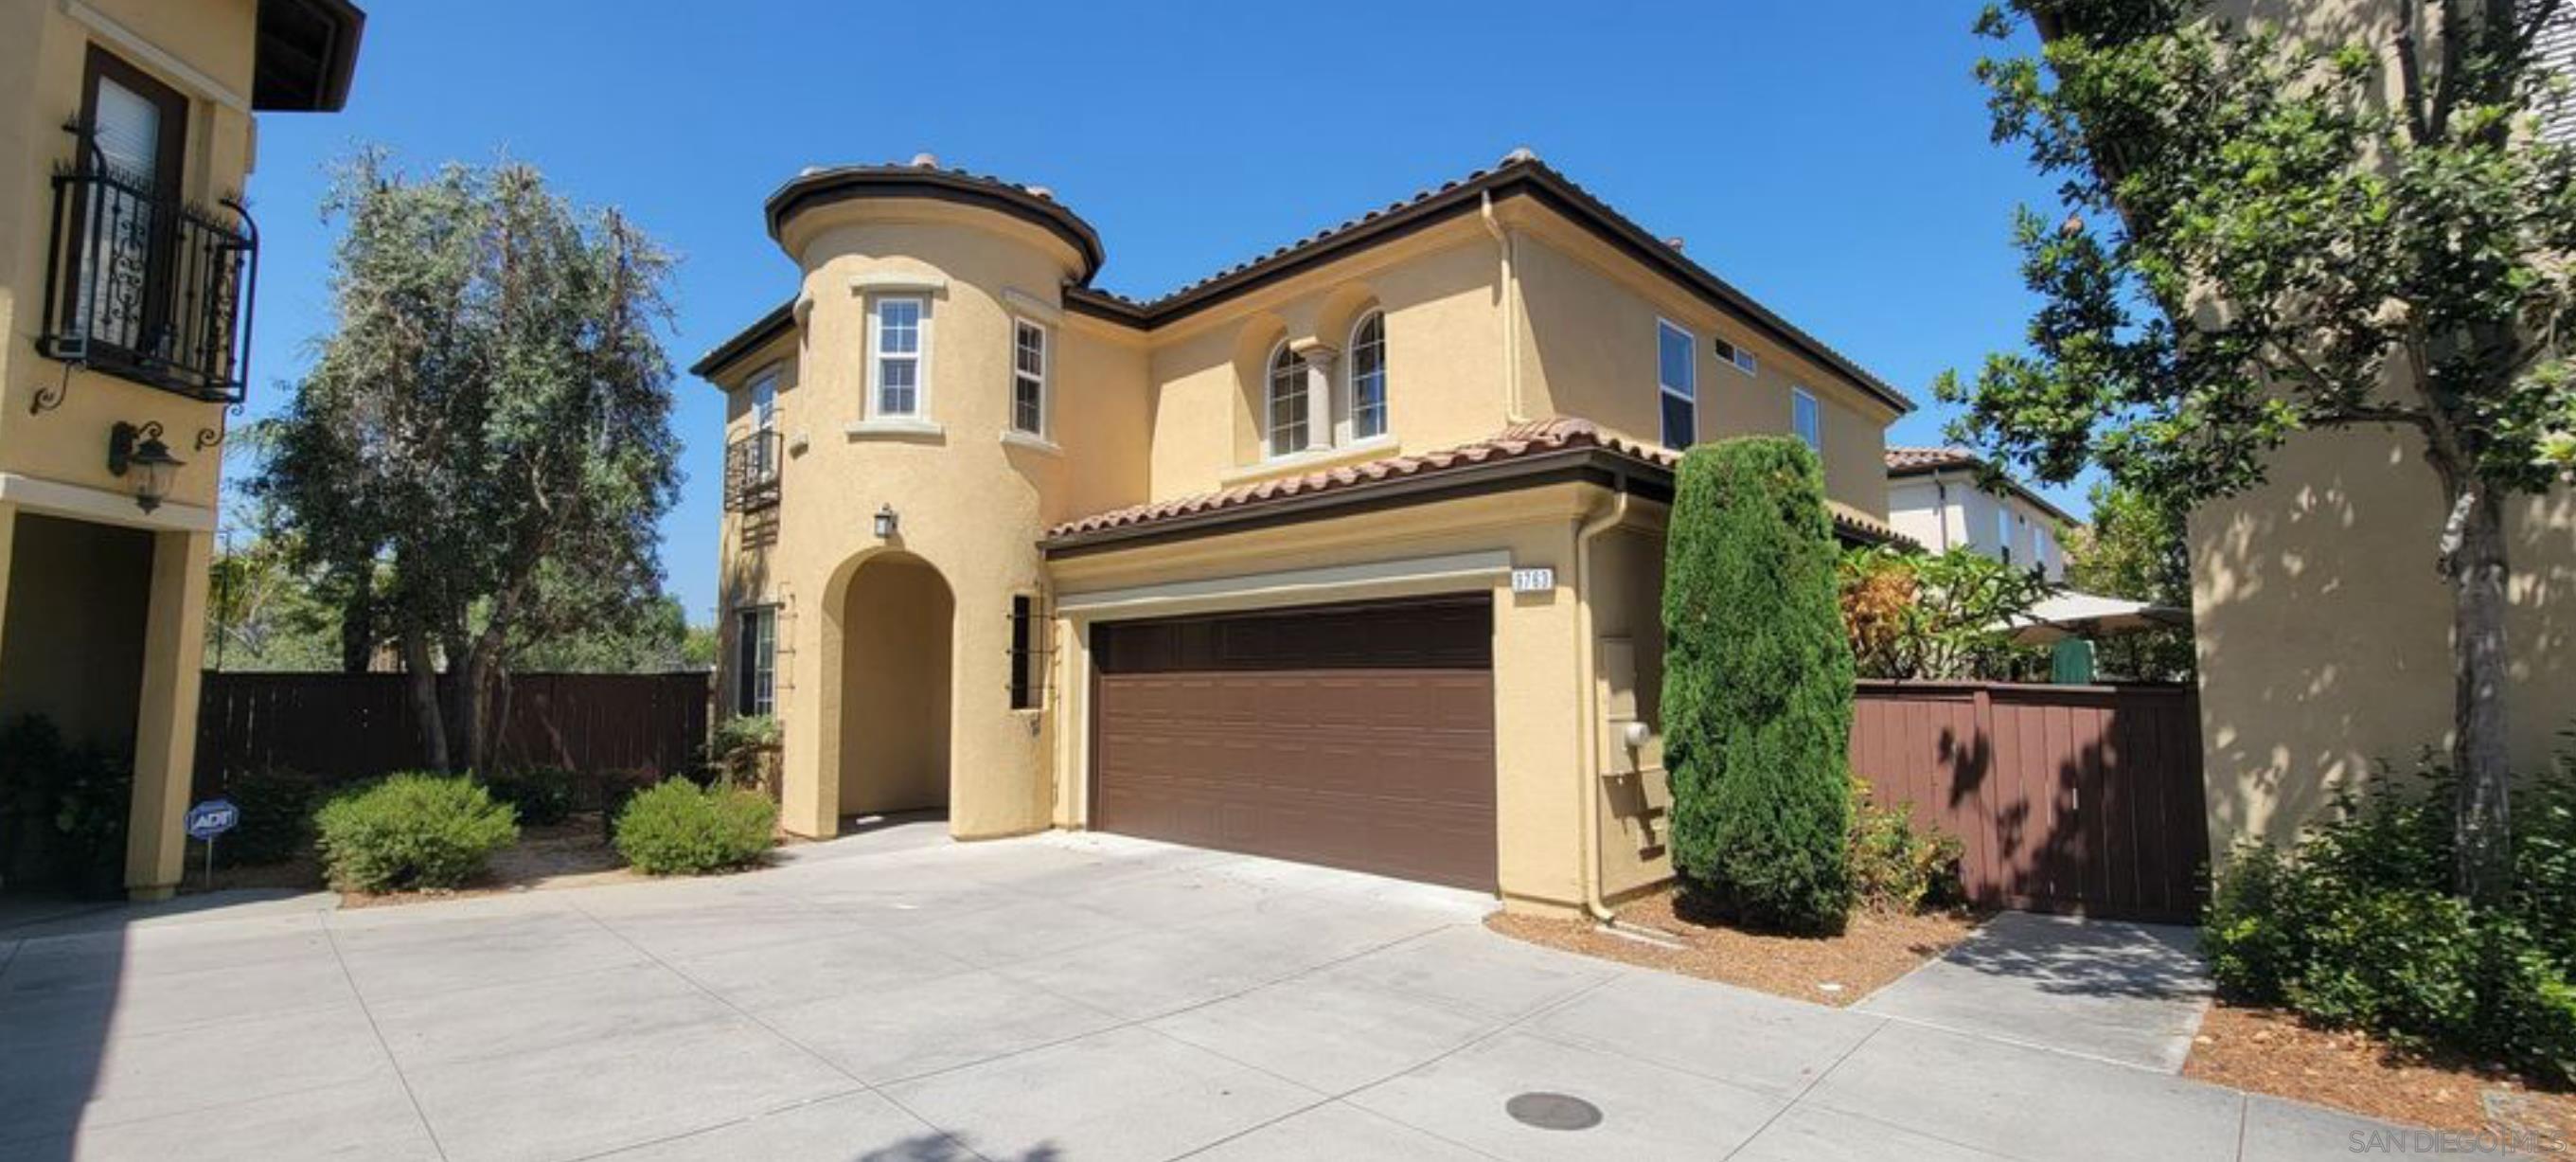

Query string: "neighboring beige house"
[1883, 446, 2071, 581]
[2161, 0, 2576, 857]
[0, 0, 365, 898]
[697, 151, 1911, 916]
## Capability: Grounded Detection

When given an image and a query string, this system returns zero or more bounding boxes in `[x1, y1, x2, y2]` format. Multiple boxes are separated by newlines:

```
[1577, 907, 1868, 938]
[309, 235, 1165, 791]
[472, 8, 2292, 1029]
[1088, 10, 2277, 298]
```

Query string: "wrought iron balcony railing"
[724, 429, 783, 511]
[37, 154, 259, 405]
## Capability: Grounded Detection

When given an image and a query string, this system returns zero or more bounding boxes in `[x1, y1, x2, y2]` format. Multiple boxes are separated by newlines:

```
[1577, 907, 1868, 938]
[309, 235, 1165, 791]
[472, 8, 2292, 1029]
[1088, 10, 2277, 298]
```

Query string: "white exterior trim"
[62, 0, 253, 115]
[0, 472, 216, 532]
[1057, 549, 1510, 621]
[864, 294, 931, 421]
[1001, 287, 1062, 324]
[1219, 433, 1398, 486]
[846, 272, 949, 295]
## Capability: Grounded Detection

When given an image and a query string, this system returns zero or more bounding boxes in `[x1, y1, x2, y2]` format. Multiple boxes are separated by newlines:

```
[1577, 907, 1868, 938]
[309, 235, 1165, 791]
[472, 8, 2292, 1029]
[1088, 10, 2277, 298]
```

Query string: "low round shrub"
[2204, 748, 2576, 1084]
[613, 779, 776, 875]
[1847, 779, 1964, 913]
[313, 773, 519, 893]
[482, 767, 576, 827]
[217, 769, 323, 867]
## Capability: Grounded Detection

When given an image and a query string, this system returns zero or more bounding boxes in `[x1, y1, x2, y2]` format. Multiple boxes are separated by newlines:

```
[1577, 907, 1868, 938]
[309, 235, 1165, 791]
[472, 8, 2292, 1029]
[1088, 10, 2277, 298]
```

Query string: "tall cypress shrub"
[1661, 437, 1856, 932]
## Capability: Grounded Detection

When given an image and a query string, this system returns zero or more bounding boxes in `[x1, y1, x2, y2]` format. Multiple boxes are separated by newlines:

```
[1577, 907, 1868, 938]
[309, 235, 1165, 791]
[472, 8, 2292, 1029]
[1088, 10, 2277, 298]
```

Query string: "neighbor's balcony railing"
[37, 150, 259, 405]
[724, 429, 783, 511]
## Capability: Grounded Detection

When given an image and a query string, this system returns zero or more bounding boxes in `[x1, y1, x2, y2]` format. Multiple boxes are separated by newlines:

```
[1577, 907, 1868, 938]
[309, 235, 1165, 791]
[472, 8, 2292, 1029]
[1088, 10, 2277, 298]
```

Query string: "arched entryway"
[836, 551, 953, 818]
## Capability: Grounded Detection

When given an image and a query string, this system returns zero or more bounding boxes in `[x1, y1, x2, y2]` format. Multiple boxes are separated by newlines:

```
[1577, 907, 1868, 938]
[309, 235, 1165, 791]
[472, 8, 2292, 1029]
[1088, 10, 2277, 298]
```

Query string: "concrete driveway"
[1859, 911, 2213, 1073]
[1, 825, 2425, 1161]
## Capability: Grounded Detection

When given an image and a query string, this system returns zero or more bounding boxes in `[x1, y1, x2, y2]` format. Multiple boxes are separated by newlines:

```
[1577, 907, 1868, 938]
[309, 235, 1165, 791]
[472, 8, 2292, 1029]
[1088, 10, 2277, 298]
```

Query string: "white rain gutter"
[1572, 488, 1631, 921]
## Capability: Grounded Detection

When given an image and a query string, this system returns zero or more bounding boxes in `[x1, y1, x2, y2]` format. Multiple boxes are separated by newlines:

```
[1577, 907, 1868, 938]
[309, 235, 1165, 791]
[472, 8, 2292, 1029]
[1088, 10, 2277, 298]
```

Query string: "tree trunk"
[336, 566, 376, 673]
[2447, 479, 2514, 903]
[400, 628, 450, 773]
[459, 635, 502, 775]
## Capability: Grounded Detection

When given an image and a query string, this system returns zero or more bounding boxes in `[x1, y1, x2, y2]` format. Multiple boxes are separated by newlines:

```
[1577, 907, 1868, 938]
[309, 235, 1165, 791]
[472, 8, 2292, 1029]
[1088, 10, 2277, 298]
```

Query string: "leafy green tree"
[253, 152, 680, 772]
[509, 593, 691, 673]
[1947, 0, 2576, 899]
[2062, 482, 2195, 680]
[1661, 438, 1856, 932]
[1839, 545, 2053, 681]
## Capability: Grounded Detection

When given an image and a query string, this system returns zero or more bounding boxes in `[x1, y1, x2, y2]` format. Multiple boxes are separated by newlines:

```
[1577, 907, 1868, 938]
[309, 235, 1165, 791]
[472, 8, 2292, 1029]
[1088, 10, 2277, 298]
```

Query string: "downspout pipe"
[1572, 484, 1631, 922]
[1481, 192, 1527, 423]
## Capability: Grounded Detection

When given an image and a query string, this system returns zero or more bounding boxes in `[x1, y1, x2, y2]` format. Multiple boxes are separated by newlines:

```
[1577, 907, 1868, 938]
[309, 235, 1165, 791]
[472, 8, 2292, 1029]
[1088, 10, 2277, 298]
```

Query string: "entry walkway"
[0, 827, 2430, 1160]
[1858, 910, 2213, 1072]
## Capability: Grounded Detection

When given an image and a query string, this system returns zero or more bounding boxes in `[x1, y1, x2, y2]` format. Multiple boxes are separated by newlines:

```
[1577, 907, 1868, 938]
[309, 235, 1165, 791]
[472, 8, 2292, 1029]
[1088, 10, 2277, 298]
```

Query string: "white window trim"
[1262, 339, 1308, 460]
[1791, 386, 1822, 453]
[1009, 315, 1050, 438]
[748, 364, 781, 431]
[866, 294, 931, 421]
[1347, 310, 1389, 442]
[1657, 318, 1697, 448]
[1713, 335, 1759, 376]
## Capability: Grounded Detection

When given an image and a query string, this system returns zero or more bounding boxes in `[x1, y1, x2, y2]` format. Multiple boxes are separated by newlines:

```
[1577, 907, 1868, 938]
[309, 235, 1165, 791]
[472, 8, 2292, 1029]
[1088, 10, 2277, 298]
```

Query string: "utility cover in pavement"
[1505, 1092, 1603, 1131]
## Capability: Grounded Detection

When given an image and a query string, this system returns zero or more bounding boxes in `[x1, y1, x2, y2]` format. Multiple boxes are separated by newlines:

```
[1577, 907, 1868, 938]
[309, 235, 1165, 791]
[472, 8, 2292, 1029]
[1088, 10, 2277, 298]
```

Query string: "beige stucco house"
[1883, 446, 2071, 581]
[0, 0, 364, 898]
[697, 151, 1911, 915]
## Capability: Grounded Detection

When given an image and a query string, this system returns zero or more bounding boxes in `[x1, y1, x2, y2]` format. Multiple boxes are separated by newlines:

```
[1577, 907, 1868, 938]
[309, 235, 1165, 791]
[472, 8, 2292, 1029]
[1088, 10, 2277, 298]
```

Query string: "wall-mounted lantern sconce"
[108, 420, 183, 513]
[873, 503, 899, 540]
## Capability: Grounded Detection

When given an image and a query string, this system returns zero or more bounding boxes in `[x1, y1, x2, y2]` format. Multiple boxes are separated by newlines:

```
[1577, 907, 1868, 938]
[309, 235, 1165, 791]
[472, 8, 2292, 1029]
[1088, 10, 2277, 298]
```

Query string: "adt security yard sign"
[187, 798, 238, 887]
[186, 798, 239, 840]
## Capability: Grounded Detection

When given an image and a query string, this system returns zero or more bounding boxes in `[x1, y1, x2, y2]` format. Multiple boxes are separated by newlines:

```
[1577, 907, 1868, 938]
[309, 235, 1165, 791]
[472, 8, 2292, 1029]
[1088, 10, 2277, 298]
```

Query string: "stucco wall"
[0, 511, 151, 749]
[838, 553, 953, 814]
[1509, 216, 1896, 518]
[2193, 427, 2576, 854]
[1588, 521, 1676, 900]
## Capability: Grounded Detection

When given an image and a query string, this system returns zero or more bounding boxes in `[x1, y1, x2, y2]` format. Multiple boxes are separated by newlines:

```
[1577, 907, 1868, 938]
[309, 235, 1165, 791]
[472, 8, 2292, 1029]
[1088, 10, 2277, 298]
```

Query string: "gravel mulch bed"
[2184, 1001, 2573, 1158]
[1486, 886, 1983, 1008]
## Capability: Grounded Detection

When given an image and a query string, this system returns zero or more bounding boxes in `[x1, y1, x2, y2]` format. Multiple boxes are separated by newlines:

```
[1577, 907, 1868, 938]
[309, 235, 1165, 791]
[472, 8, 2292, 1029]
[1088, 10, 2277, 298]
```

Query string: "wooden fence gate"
[1850, 681, 2210, 923]
[194, 671, 711, 794]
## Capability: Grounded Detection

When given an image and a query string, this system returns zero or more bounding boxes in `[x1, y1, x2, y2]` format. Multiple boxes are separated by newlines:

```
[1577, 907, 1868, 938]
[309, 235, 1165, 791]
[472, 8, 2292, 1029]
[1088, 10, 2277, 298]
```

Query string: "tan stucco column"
[125, 527, 211, 900]
[1291, 341, 1339, 453]
[781, 587, 839, 838]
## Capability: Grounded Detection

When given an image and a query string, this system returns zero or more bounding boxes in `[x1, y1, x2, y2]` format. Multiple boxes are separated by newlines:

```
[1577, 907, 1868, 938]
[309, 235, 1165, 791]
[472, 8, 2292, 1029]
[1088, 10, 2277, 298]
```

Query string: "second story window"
[1267, 343, 1307, 456]
[41, 47, 260, 406]
[1011, 319, 1048, 437]
[1657, 319, 1697, 450]
[1792, 388, 1822, 454]
[725, 365, 784, 511]
[870, 295, 926, 418]
[1349, 312, 1387, 441]
[1712, 335, 1758, 376]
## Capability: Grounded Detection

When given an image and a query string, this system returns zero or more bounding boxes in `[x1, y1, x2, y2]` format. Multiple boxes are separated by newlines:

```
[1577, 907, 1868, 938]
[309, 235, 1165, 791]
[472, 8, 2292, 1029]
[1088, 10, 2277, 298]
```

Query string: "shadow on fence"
[193, 671, 711, 795]
[1852, 680, 2210, 923]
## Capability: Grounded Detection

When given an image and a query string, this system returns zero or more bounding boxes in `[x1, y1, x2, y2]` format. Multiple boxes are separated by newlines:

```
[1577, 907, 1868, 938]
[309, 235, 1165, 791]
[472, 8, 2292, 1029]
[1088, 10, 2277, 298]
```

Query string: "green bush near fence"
[1660, 438, 1856, 934]
[482, 767, 577, 827]
[313, 773, 519, 892]
[613, 779, 776, 875]
[2202, 744, 2576, 1084]
[218, 768, 324, 867]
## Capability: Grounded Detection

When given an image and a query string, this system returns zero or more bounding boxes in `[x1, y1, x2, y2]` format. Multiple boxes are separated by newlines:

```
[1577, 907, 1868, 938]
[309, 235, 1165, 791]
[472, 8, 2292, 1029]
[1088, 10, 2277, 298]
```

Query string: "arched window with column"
[1266, 341, 1307, 456]
[1348, 311, 1387, 440]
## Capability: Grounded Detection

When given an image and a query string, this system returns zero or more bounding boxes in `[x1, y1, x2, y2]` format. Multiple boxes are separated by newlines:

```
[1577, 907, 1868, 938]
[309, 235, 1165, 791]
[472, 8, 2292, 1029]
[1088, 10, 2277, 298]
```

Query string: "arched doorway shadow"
[835, 551, 954, 820]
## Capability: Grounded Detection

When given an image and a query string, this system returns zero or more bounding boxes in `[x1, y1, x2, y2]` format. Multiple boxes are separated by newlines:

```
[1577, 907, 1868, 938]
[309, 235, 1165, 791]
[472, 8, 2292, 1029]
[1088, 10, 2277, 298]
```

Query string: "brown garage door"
[1091, 596, 1497, 890]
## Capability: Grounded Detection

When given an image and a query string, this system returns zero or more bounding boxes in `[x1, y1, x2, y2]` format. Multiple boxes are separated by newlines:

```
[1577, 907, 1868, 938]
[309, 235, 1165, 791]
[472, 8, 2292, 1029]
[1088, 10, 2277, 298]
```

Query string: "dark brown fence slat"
[1851, 681, 2208, 924]
[195, 671, 711, 796]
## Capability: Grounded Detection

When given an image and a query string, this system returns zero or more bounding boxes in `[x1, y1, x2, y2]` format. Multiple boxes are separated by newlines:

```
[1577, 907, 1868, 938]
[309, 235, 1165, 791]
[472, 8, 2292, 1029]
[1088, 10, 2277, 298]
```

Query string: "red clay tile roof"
[1043, 418, 1912, 549]
[1882, 445, 2078, 527]
[1884, 445, 1981, 473]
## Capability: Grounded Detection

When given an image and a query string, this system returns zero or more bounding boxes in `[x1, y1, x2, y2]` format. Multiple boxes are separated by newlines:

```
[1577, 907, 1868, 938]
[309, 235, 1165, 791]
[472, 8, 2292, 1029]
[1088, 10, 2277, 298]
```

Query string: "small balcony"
[724, 429, 783, 512]
[37, 158, 259, 405]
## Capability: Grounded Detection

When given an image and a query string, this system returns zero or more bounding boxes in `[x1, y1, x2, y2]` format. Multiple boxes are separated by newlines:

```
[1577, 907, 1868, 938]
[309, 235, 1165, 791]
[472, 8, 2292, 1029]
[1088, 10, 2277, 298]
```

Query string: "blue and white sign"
[185, 798, 239, 841]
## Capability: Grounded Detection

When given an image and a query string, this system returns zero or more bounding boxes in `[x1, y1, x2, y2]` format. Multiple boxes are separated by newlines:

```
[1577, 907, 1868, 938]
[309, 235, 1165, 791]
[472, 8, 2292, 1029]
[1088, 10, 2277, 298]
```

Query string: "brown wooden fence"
[1850, 681, 2210, 923]
[193, 671, 711, 794]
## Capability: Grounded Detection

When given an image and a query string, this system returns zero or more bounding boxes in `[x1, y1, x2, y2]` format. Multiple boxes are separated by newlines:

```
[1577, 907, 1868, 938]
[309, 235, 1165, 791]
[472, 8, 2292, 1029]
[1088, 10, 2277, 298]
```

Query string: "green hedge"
[1660, 438, 1856, 933]
[482, 767, 577, 827]
[613, 779, 776, 875]
[217, 768, 323, 867]
[2204, 747, 2576, 1084]
[313, 773, 519, 893]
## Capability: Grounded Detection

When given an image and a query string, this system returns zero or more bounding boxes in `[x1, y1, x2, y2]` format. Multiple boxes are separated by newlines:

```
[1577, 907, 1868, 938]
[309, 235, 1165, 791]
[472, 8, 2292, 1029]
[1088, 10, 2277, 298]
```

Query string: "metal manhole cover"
[1505, 1091, 1603, 1132]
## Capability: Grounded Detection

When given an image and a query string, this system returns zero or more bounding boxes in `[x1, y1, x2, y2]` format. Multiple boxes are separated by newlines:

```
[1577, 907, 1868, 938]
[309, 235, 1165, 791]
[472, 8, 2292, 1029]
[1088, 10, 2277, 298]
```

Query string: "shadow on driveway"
[1857, 910, 2213, 1072]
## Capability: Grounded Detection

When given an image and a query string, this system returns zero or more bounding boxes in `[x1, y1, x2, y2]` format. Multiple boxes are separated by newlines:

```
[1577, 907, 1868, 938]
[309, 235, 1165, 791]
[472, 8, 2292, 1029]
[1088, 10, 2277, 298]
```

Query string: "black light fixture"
[108, 420, 184, 513]
[873, 503, 899, 539]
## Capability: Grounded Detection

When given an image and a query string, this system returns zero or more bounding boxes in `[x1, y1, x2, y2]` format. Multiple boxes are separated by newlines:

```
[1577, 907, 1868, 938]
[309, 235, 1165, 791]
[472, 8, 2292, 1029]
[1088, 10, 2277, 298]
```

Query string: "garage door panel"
[1093, 598, 1497, 890]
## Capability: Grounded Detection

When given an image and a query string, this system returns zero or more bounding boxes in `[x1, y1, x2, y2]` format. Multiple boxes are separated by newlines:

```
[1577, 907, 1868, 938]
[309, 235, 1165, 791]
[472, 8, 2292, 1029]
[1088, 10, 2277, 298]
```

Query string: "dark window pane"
[1661, 393, 1696, 450]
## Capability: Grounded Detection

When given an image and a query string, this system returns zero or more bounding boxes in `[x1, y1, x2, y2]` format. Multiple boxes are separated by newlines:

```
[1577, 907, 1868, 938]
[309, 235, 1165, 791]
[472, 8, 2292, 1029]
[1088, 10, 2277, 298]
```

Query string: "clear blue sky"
[236, 1, 2070, 627]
